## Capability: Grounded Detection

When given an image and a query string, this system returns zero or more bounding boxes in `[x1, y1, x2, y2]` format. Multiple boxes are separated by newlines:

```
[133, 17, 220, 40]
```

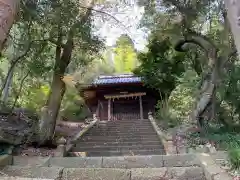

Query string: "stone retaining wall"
[148, 112, 176, 154]
[197, 153, 233, 180]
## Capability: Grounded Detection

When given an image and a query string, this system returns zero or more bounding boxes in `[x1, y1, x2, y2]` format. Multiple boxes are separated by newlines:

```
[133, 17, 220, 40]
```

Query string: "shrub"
[228, 148, 240, 170]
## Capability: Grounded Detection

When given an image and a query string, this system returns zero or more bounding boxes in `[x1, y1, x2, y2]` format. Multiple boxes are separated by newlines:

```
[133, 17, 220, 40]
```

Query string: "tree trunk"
[191, 75, 215, 128]
[11, 71, 29, 111]
[38, 72, 66, 145]
[224, 0, 240, 55]
[175, 31, 219, 128]
[38, 41, 73, 145]
[0, 0, 19, 51]
[1, 65, 13, 103]
[38, 0, 94, 145]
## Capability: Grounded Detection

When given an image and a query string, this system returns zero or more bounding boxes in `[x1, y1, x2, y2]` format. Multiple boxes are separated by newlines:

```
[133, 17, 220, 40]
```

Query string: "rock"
[205, 143, 217, 153]
[56, 137, 66, 146]
[0, 109, 39, 146]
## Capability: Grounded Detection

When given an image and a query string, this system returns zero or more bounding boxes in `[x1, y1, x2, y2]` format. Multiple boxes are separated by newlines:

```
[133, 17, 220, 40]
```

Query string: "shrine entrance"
[104, 92, 145, 121]
[112, 99, 140, 120]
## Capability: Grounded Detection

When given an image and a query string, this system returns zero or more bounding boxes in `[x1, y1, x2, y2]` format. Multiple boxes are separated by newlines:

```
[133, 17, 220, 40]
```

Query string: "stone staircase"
[0, 154, 206, 179]
[0, 116, 232, 180]
[69, 119, 166, 157]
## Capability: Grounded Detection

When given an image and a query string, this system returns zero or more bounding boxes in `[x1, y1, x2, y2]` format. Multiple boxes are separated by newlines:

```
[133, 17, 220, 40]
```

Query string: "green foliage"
[187, 125, 240, 169]
[155, 70, 200, 128]
[135, 37, 185, 99]
[114, 34, 137, 73]
[60, 87, 90, 121]
[156, 100, 180, 129]
[168, 70, 200, 122]
[228, 148, 240, 170]
[20, 84, 49, 112]
[217, 60, 240, 127]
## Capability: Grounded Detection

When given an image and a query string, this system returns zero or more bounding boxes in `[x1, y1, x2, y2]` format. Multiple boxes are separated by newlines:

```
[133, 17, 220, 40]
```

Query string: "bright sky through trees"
[93, 2, 147, 51]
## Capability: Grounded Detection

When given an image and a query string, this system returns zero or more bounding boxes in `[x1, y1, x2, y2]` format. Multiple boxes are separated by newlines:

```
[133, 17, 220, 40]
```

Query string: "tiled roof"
[93, 74, 142, 85]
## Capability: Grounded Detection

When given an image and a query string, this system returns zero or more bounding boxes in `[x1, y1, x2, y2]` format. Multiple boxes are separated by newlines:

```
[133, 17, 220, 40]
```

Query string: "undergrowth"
[188, 124, 240, 170]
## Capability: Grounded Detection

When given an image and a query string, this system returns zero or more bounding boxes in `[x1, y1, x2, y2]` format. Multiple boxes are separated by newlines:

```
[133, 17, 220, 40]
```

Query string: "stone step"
[88, 127, 155, 132]
[79, 136, 161, 142]
[98, 121, 152, 125]
[0, 177, 54, 180]
[94, 127, 154, 131]
[69, 149, 166, 157]
[85, 132, 159, 137]
[12, 154, 199, 168]
[61, 168, 131, 180]
[75, 140, 162, 146]
[73, 146, 162, 152]
[63, 167, 204, 180]
[0, 167, 205, 180]
[1, 166, 63, 179]
[81, 134, 158, 141]
[49, 154, 197, 168]
[12, 156, 50, 167]
[97, 123, 152, 127]
[71, 144, 164, 152]
[94, 125, 155, 131]
[99, 120, 151, 123]
[97, 124, 153, 128]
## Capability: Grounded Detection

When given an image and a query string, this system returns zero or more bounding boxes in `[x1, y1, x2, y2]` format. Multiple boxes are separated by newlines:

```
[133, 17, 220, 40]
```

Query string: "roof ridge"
[98, 74, 138, 79]
[93, 75, 142, 85]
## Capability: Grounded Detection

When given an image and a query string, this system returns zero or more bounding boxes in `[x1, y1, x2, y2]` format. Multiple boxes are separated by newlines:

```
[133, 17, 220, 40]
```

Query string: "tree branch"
[67, 0, 95, 42]
[78, 4, 134, 44]
[0, 38, 49, 97]
[79, 5, 122, 25]
[175, 29, 218, 67]
[48, 39, 64, 47]
[11, 71, 30, 112]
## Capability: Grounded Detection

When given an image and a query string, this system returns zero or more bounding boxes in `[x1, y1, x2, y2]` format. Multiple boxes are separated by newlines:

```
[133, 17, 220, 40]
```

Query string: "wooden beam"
[108, 99, 111, 121]
[104, 92, 146, 99]
[139, 96, 143, 119]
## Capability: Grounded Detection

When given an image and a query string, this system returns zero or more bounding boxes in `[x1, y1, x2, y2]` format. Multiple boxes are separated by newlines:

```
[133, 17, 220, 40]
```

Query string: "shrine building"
[80, 74, 160, 121]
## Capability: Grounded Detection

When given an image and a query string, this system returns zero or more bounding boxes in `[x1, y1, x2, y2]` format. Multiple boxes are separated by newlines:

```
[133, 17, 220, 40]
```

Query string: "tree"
[36, 0, 104, 145]
[0, 0, 20, 51]
[138, 0, 239, 129]
[224, 0, 240, 56]
[134, 37, 185, 100]
[114, 34, 137, 73]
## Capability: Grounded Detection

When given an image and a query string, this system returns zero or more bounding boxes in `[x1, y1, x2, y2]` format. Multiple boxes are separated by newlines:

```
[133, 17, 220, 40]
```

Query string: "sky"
[93, 3, 148, 51]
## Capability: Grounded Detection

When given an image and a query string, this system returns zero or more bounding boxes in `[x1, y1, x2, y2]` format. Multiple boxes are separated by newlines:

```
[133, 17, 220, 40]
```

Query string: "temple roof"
[93, 74, 142, 85]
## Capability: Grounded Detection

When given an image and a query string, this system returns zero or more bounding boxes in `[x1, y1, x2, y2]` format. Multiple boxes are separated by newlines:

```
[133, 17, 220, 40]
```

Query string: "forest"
[0, 0, 240, 173]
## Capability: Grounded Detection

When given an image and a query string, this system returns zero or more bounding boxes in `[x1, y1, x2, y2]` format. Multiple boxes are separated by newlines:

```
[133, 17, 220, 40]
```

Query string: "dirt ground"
[18, 121, 85, 157]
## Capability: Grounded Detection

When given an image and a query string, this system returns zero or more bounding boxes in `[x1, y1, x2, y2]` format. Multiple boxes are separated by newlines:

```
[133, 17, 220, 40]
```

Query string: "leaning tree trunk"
[38, 0, 94, 145]
[191, 72, 216, 128]
[224, 0, 240, 56]
[0, 0, 19, 51]
[38, 71, 66, 145]
[175, 30, 220, 128]
[38, 39, 73, 145]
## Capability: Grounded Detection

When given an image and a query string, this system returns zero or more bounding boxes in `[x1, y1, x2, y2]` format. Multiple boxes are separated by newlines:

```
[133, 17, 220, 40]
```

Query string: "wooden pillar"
[139, 96, 143, 119]
[108, 99, 111, 121]
[96, 100, 100, 117]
